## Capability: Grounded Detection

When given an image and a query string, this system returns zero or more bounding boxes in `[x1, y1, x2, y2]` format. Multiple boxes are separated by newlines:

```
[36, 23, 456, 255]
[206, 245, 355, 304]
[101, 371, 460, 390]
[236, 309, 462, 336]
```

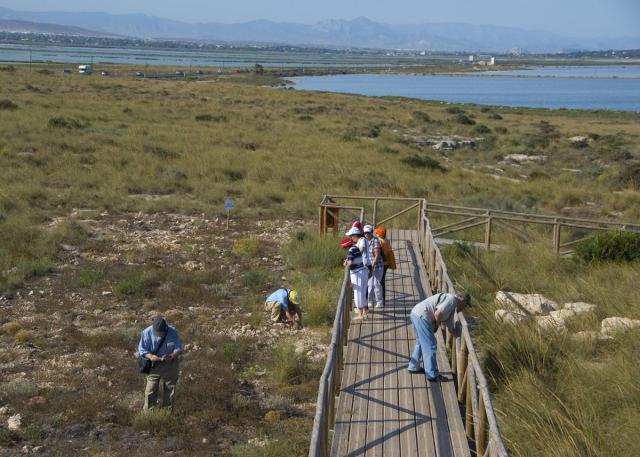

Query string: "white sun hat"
[346, 227, 362, 236]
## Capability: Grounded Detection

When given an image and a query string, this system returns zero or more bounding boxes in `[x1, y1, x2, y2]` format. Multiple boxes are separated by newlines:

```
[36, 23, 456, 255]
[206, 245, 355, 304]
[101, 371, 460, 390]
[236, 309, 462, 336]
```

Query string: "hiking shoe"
[375, 304, 384, 308]
[427, 374, 448, 383]
[408, 368, 425, 374]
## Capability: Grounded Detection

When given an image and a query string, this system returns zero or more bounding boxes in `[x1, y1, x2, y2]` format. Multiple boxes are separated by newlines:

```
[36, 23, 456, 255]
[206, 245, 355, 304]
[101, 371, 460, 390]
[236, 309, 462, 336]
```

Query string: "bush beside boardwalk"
[0, 64, 639, 455]
[446, 240, 640, 457]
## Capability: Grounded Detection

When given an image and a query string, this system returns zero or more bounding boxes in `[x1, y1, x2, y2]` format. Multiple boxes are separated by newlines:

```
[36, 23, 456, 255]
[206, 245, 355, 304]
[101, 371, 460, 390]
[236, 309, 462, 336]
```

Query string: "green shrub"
[48, 117, 84, 129]
[379, 145, 400, 155]
[487, 112, 503, 120]
[446, 106, 465, 115]
[223, 168, 246, 181]
[76, 268, 103, 287]
[143, 144, 180, 159]
[243, 269, 272, 291]
[269, 343, 316, 385]
[482, 323, 565, 385]
[113, 269, 161, 296]
[14, 330, 33, 343]
[232, 238, 261, 258]
[302, 285, 335, 326]
[453, 113, 475, 125]
[1, 322, 21, 335]
[412, 110, 431, 123]
[575, 231, 640, 262]
[132, 409, 179, 434]
[400, 154, 446, 171]
[474, 124, 491, 134]
[285, 230, 343, 271]
[0, 99, 18, 111]
[494, 126, 508, 134]
[0, 379, 39, 401]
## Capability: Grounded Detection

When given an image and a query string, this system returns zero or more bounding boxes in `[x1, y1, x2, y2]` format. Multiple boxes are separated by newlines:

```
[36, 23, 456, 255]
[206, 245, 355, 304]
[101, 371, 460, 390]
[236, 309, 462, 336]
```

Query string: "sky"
[1, 0, 639, 38]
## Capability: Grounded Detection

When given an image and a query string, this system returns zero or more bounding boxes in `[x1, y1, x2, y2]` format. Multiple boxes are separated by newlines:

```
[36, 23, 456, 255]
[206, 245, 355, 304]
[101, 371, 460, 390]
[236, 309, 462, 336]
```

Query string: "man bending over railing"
[407, 293, 470, 381]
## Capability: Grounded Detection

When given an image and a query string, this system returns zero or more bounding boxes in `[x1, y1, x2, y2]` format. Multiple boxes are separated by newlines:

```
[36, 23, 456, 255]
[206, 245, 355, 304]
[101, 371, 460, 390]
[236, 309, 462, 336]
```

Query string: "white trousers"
[368, 267, 384, 307]
[350, 268, 369, 309]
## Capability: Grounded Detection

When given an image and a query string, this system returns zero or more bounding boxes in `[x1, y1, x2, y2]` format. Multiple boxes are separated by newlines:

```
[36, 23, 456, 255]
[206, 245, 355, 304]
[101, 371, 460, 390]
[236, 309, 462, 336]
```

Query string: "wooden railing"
[309, 267, 352, 457]
[426, 202, 640, 255]
[418, 206, 508, 457]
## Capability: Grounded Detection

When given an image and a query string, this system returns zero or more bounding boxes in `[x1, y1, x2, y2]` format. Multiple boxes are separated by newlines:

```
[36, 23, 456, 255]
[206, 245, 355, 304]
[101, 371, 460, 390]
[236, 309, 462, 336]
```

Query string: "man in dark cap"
[137, 316, 183, 410]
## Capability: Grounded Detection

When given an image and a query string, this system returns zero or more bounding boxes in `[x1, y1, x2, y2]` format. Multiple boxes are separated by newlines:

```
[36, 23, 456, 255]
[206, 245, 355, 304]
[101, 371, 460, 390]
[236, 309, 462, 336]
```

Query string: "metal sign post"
[224, 198, 235, 229]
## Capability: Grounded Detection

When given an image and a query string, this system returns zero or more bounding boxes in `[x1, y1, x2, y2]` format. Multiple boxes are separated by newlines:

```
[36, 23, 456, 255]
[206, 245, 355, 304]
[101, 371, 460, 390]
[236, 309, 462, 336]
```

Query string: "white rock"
[563, 302, 596, 314]
[495, 291, 559, 315]
[7, 413, 21, 431]
[572, 331, 599, 342]
[601, 317, 640, 336]
[504, 154, 547, 163]
[494, 309, 528, 324]
[536, 316, 566, 333]
[549, 309, 576, 324]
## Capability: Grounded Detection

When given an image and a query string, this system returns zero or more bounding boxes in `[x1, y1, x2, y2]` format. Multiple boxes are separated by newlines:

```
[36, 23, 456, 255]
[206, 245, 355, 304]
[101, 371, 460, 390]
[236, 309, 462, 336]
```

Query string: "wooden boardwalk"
[331, 229, 470, 457]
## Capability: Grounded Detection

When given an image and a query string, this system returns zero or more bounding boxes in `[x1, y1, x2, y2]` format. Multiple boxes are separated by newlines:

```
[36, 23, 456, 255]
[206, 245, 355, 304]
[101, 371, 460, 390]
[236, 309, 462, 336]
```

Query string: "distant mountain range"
[1, 6, 639, 53]
[0, 19, 124, 38]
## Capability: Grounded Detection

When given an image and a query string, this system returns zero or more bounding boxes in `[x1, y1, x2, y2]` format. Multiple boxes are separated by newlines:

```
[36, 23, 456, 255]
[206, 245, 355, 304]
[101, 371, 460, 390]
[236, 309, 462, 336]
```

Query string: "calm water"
[489, 65, 640, 79]
[291, 70, 640, 111]
[0, 43, 407, 68]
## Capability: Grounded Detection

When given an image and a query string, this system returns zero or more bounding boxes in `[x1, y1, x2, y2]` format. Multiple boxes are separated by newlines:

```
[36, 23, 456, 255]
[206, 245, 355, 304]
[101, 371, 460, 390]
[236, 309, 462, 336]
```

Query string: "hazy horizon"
[1, 0, 639, 39]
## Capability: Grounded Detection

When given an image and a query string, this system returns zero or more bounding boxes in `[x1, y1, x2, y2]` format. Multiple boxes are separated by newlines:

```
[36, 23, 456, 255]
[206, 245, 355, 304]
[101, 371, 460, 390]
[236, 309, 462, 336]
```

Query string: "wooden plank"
[346, 306, 374, 455]
[364, 306, 385, 457]
[403, 230, 437, 455]
[383, 229, 401, 456]
[435, 330, 472, 457]
[396, 230, 420, 457]
[331, 319, 362, 457]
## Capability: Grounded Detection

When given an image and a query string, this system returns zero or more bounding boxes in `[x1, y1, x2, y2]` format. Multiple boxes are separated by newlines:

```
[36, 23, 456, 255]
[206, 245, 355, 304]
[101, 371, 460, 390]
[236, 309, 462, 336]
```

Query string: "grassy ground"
[1, 64, 640, 291]
[445, 240, 640, 457]
[1, 63, 639, 455]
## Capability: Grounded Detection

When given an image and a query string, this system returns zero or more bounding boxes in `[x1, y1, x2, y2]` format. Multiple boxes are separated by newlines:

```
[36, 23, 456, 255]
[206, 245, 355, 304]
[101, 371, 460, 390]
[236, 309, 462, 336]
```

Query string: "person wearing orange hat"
[374, 226, 396, 299]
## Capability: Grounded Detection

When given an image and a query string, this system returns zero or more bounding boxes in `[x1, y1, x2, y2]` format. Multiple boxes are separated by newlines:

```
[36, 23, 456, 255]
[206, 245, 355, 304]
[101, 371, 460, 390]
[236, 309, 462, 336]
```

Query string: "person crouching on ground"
[374, 226, 396, 299]
[363, 224, 384, 309]
[344, 226, 369, 320]
[407, 293, 469, 381]
[265, 288, 303, 329]
[138, 316, 183, 411]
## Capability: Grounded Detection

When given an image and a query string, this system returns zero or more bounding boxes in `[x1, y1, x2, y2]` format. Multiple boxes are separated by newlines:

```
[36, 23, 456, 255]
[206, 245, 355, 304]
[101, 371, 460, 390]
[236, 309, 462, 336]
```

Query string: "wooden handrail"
[420, 211, 508, 457]
[309, 268, 351, 457]
[426, 202, 640, 231]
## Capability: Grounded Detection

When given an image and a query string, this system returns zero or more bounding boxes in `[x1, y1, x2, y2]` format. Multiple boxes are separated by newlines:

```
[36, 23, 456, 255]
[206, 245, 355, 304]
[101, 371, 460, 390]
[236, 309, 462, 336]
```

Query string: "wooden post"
[553, 219, 561, 254]
[484, 212, 492, 252]
[477, 394, 488, 456]
[372, 198, 378, 226]
[465, 366, 474, 440]
[457, 338, 468, 400]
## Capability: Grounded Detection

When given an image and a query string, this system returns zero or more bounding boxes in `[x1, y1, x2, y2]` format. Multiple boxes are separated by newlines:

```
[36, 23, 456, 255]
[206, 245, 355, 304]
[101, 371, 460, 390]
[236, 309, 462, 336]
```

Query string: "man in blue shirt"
[407, 293, 469, 381]
[265, 288, 302, 329]
[138, 316, 183, 410]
